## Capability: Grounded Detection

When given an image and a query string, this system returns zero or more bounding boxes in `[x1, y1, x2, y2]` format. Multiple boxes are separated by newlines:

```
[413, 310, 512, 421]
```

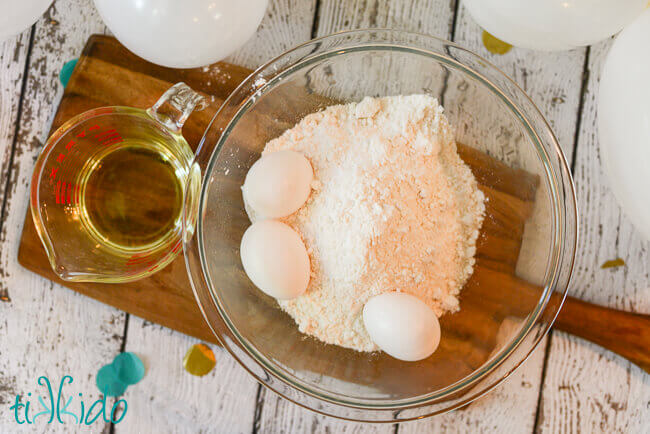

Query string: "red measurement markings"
[49, 125, 119, 207]
[55, 180, 62, 204]
[94, 128, 123, 146]
[102, 136, 124, 146]
[54, 179, 80, 205]
[94, 128, 116, 139]
[125, 241, 181, 273]
[149, 242, 181, 272]
[125, 255, 151, 265]
[55, 181, 67, 204]
[125, 253, 158, 273]
[74, 184, 81, 205]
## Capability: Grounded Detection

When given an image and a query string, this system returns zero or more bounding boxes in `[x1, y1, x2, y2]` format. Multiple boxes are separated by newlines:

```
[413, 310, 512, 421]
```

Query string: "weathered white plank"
[116, 2, 318, 433]
[0, 31, 30, 206]
[0, 1, 126, 432]
[0, 22, 31, 425]
[117, 324, 259, 433]
[255, 386, 396, 433]
[311, 0, 455, 103]
[453, 10, 586, 161]
[0, 1, 643, 432]
[227, 0, 318, 69]
[253, 1, 453, 431]
[316, 0, 454, 37]
[537, 39, 650, 434]
[401, 4, 587, 432]
[0, 29, 31, 308]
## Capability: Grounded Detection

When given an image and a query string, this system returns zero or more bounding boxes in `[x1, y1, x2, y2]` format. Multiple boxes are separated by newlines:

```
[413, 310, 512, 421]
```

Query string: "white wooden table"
[1, 1, 648, 432]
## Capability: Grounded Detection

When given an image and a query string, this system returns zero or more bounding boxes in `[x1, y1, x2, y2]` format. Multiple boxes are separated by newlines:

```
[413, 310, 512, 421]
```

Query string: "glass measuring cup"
[30, 83, 206, 283]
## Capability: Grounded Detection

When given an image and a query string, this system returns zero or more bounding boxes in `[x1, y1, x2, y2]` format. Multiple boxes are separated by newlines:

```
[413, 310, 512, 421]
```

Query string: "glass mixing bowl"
[183, 30, 577, 421]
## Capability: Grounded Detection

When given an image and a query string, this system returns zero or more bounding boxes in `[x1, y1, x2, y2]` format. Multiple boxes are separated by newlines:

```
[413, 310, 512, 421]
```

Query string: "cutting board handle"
[555, 296, 650, 373]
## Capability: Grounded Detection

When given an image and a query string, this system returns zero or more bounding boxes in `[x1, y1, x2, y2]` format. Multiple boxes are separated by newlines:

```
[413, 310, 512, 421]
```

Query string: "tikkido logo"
[9, 376, 128, 426]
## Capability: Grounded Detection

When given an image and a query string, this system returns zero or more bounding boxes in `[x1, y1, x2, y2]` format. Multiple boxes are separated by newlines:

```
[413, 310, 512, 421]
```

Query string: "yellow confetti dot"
[601, 258, 626, 269]
[183, 343, 216, 377]
[482, 31, 513, 55]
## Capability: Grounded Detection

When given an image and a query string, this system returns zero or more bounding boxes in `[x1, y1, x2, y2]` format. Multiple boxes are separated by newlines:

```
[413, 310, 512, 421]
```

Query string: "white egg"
[464, 0, 646, 51]
[93, 0, 268, 68]
[240, 220, 310, 300]
[598, 9, 650, 241]
[243, 150, 313, 219]
[363, 292, 441, 362]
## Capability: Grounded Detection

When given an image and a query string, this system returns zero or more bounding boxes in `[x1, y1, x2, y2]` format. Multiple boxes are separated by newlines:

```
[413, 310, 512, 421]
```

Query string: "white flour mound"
[254, 95, 485, 352]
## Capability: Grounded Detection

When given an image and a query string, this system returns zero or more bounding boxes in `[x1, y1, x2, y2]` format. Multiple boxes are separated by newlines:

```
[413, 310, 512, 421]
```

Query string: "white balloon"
[598, 9, 650, 241]
[464, 0, 646, 51]
[0, 0, 53, 42]
[93, 0, 268, 68]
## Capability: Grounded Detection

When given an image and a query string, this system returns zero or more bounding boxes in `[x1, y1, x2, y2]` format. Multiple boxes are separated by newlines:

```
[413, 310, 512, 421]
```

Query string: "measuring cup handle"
[147, 82, 207, 132]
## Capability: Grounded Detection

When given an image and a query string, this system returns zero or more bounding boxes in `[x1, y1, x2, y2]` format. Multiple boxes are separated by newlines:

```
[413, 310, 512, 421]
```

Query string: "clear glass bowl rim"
[183, 29, 578, 421]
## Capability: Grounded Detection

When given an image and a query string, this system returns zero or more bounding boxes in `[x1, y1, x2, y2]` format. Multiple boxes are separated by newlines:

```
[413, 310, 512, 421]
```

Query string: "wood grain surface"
[429, 4, 586, 433]
[537, 39, 650, 434]
[16, 34, 247, 344]
[16, 34, 565, 391]
[1, 1, 648, 433]
[0, 2, 127, 432]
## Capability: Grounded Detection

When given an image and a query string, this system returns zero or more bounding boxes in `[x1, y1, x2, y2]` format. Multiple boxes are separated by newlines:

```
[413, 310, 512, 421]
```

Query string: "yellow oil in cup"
[30, 83, 205, 283]
[77, 137, 184, 252]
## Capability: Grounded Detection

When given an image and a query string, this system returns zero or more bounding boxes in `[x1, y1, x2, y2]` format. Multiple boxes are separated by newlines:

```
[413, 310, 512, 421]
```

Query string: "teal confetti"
[96, 352, 145, 396]
[112, 352, 145, 385]
[59, 59, 78, 88]
[96, 364, 127, 397]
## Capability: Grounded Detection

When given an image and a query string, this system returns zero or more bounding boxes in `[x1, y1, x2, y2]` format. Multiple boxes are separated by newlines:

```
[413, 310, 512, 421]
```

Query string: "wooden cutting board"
[18, 34, 540, 348]
[17, 35, 254, 343]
